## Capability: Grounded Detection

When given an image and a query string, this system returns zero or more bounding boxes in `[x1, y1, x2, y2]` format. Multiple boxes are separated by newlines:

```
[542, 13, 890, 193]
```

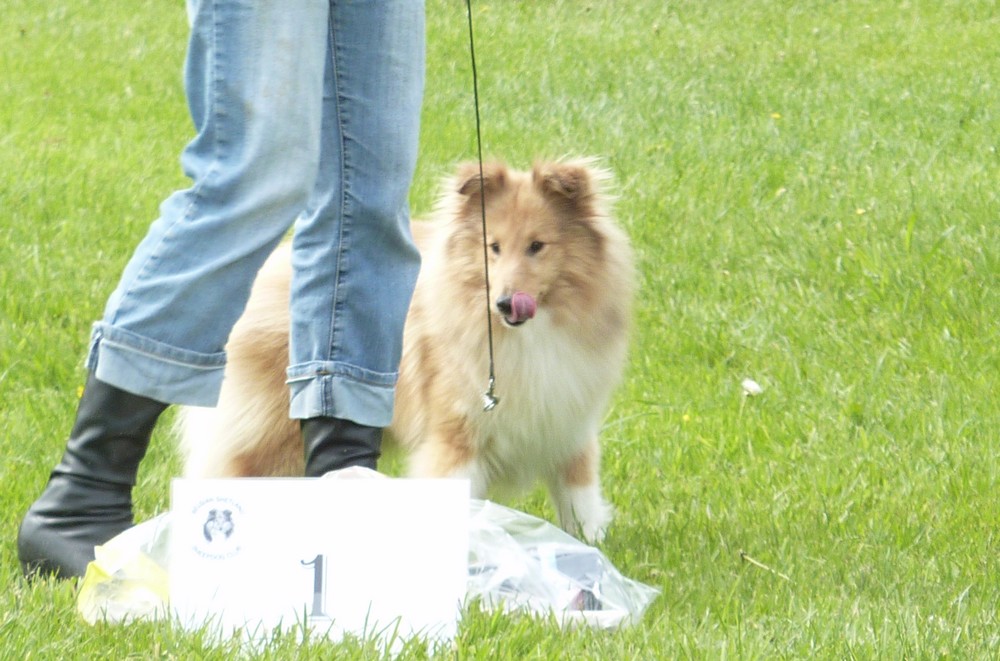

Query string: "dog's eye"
[490, 242, 501, 255]
[527, 241, 545, 256]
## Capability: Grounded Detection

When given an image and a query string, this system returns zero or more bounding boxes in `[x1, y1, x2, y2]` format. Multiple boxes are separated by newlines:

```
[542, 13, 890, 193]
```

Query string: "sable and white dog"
[178, 159, 635, 542]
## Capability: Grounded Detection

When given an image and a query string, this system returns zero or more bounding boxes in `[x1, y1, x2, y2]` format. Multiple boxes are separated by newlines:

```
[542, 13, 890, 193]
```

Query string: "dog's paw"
[578, 501, 613, 545]
[555, 486, 614, 544]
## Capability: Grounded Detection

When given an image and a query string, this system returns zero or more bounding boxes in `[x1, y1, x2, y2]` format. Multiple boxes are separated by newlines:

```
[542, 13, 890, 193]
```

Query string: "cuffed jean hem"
[86, 322, 226, 406]
[286, 361, 396, 428]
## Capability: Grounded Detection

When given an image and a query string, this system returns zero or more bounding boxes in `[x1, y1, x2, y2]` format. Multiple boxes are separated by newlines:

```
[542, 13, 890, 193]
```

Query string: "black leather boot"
[301, 417, 383, 477]
[17, 373, 168, 579]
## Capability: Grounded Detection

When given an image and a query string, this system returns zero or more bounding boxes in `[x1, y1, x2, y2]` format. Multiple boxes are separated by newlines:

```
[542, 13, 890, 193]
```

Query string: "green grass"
[2, 0, 998, 657]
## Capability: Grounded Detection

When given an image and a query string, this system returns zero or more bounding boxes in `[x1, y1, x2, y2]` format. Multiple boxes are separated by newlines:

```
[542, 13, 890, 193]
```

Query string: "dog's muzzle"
[496, 292, 537, 326]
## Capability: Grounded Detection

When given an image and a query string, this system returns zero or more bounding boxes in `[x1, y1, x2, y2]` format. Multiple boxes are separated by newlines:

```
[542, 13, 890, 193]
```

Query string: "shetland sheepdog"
[178, 159, 634, 542]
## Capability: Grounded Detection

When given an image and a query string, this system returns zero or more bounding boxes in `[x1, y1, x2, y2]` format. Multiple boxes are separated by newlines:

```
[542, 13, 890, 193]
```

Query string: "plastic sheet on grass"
[79, 496, 659, 631]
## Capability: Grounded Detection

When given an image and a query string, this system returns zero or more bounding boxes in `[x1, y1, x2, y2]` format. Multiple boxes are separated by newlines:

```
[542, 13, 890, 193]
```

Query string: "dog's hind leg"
[176, 394, 301, 478]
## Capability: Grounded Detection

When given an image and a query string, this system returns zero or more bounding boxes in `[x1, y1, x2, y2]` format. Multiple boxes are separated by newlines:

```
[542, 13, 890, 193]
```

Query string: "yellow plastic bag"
[77, 514, 171, 625]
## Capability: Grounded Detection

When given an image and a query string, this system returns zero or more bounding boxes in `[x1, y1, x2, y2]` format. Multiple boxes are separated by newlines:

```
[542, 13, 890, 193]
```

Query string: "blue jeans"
[87, 0, 425, 428]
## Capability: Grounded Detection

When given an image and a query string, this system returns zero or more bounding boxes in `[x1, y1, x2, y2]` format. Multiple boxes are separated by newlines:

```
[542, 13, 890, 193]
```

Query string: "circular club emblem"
[191, 497, 243, 560]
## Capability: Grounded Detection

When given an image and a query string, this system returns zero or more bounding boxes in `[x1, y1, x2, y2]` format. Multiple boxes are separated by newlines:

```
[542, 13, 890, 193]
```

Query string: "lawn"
[1, 0, 998, 658]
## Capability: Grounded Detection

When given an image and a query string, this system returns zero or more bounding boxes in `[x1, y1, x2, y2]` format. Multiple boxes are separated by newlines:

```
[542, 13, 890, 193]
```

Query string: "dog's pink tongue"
[511, 291, 536, 322]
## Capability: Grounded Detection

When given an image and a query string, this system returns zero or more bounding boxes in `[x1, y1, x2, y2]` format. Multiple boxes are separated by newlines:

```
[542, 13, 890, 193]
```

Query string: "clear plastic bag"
[467, 500, 660, 628]
[79, 495, 658, 630]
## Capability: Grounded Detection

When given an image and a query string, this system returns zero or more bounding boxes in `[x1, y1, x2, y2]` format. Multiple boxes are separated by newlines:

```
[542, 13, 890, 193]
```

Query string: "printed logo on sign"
[191, 497, 243, 560]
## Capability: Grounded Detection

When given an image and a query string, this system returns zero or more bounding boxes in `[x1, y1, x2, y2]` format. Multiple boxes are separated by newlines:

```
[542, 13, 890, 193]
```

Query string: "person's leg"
[91, 0, 331, 405]
[286, 1, 425, 475]
[18, 0, 331, 578]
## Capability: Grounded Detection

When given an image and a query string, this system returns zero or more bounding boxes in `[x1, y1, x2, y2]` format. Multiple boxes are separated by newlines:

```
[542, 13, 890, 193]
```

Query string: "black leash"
[465, 0, 499, 412]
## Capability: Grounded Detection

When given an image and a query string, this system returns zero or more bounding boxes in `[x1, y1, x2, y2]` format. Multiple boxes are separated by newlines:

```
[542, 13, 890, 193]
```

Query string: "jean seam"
[286, 361, 398, 388]
[99, 338, 223, 371]
[327, 12, 351, 368]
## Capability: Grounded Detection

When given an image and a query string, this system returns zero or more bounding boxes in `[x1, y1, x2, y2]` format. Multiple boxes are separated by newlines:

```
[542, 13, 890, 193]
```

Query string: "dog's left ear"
[532, 160, 601, 208]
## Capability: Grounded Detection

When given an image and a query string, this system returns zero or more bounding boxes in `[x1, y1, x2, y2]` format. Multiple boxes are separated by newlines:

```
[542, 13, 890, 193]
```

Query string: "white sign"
[168, 477, 470, 647]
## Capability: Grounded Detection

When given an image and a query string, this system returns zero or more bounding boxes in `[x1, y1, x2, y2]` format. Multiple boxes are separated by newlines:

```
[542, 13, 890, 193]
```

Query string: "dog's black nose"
[496, 295, 513, 316]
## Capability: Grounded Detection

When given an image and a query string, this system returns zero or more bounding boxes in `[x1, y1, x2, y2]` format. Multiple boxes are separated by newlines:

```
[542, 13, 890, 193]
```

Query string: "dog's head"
[444, 158, 613, 329]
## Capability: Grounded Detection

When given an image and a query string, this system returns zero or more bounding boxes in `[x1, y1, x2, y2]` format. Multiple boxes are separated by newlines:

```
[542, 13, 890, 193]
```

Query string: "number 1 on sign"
[301, 554, 328, 618]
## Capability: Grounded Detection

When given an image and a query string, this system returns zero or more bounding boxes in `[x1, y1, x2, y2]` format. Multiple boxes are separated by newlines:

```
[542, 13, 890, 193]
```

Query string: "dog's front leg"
[407, 420, 489, 498]
[548, 438, 613, 543]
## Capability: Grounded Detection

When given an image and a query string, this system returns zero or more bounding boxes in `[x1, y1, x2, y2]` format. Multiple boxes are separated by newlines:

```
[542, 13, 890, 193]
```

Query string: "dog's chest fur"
[461, 313, 619, 492]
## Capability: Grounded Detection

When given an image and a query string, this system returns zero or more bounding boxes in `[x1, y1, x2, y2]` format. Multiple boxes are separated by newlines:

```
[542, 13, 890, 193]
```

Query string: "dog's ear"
[456, 161, 508, 198]
[532, 159, 604, 207]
